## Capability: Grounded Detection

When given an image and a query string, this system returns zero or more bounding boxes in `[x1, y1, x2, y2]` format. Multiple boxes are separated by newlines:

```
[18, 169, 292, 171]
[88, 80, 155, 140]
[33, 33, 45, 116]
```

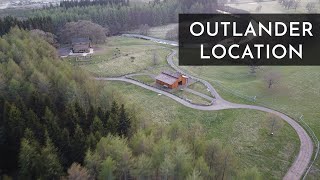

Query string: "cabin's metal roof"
[155, 71, 183, 85]
[162, 71, 181, 79]
[155, 73, 177, 85]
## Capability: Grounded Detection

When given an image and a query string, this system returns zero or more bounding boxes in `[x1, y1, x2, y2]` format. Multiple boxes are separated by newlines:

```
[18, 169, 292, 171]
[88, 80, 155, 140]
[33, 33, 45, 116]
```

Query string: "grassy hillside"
[105, 81, 299, 179]
[76, 36, 302, 179]
[76, 36, 172, 77]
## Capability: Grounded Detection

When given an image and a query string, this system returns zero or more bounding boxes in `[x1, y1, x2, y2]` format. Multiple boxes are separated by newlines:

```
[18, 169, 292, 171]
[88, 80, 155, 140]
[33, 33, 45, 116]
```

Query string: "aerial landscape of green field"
[0, 0, 319, 179]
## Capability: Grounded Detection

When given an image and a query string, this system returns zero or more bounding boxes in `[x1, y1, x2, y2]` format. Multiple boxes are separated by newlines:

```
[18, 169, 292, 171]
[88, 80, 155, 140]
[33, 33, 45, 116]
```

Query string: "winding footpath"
[95, 35, 313, 180]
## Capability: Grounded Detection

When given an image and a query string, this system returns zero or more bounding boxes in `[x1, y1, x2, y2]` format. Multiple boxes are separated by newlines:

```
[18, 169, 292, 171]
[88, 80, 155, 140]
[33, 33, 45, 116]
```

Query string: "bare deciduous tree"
[152, 51, 158, 66]
[264, 71, 281, 89]
[255, 4, 262, 12]
[293, 0, 301, 11]
[139, 24, 150, 36]
[267, 113, 283, 135]
[249, 65, 259, 76]
[306, 2, 316, 13]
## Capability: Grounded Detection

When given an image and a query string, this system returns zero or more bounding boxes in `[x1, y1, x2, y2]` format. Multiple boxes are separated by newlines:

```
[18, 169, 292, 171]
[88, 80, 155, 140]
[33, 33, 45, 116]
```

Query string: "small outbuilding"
[71, 38, 91, 53]
[155, 71, 188, 89]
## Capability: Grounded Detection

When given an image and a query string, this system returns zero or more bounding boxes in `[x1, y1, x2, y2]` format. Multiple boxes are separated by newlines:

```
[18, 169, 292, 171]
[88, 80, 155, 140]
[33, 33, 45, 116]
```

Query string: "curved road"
[96, 35, 313, 180]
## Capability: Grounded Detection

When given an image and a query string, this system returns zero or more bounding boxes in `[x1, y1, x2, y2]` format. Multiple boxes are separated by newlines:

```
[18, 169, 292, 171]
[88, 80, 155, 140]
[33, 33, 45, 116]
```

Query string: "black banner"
[179, 14, 320, 66]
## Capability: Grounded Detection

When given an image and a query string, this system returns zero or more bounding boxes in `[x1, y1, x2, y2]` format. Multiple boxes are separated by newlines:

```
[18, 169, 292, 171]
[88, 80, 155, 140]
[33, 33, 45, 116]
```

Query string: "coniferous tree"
[72, 124, 86, 163]
[117, 104, 131, 137]
[39, 135, 63, 179]
[91, 116, 104, 135]
[19, 130, 41, 180]
[99, 157, 116, 180]
[106, 101, 119, 134]
[7, 104, 25, 141]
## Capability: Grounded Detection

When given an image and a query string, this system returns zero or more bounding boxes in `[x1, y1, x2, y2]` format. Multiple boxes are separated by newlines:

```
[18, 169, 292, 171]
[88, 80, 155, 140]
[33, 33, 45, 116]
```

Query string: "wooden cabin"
[71, 38, 91, 53]
[155, 71, 188, 89]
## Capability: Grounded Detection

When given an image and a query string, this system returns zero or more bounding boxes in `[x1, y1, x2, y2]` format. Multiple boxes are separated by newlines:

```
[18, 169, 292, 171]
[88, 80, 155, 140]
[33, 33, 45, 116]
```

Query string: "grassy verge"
[188, 81, 213, 98]
[173, 89, 212, 105]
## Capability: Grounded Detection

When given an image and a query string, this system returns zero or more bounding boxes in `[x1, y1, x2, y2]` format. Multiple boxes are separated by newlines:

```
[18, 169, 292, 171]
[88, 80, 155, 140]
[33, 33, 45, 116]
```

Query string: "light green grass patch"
[228, 0, 320, 13]
[78, 36, 171, 76]
[130, 74, 155, 84]
[128, 23, 177, 39]
[188, 81, 213, 98]
[174, 89, 212, 105]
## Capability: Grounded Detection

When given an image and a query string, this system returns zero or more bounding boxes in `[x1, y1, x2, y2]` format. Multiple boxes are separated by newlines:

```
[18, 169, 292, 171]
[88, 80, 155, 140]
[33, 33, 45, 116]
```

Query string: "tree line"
[0, 16, 54, 36]
[82, 121, 263, 180]
[0, 0, 218, 38]
[59, 0, 130, 9]
[30, 0, 217, 35]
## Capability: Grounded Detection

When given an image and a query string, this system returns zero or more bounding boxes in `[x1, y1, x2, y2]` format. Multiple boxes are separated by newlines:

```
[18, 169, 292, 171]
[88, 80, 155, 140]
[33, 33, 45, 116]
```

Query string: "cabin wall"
[156, 80, 174, 89]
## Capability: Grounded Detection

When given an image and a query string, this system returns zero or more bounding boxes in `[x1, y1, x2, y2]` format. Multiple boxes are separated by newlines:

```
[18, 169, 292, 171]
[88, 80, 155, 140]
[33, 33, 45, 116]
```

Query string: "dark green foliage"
[18, 131, 63, 180]
[0, 16, 54, 36]
[106, 101, 119, 134]
[71, 125, 86, 163]
[0, 28, 133, 177]
[86, 122, 240, 180]
[59, 0, 129, 9]
[118, 104, 131, 137]
[26, 0, 217, 35]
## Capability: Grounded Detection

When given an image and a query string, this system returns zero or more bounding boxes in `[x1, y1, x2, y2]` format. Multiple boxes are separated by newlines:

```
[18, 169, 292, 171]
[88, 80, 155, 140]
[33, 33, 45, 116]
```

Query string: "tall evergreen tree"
[117, 104, 131, 137]
[106, 101, 119, 134]
[99, 157, 116, 180]
[71, 124, 86, 163]
[39, 136, 63, 179]
[18, 129, 41, 180]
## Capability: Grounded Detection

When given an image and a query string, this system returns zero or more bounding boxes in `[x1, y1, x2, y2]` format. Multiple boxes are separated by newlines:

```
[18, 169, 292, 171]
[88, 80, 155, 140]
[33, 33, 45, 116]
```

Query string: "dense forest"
[0, 16, 54, 36]
[59, 0, 130, 8]
[0, 28, 133, 178]
[0, 0, 218, 37]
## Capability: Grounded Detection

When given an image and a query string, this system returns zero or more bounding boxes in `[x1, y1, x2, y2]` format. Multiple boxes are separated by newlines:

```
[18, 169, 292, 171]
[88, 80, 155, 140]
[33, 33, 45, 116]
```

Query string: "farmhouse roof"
[155, 73, 177, 85]
[72, 37, 90, 44]
[155, 71, 183, 85]
[162, 71, 181, 78]
[73, 44, 90, 51]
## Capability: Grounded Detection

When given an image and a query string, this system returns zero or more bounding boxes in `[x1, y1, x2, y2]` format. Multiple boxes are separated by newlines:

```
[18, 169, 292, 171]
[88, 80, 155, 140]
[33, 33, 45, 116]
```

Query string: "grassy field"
[104, 81, 299, 179]
[172, 57, 320, 178]
[130, 74, 155, 84]
[219, 3, 320, 178]
[227, 0, 320, 13]
[174, 89, 212, 105]
[75, 36, 172, 77]
[76, 36, 306, 179]
[127, 23, 177, 40]
[188, 81, 213, 98]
